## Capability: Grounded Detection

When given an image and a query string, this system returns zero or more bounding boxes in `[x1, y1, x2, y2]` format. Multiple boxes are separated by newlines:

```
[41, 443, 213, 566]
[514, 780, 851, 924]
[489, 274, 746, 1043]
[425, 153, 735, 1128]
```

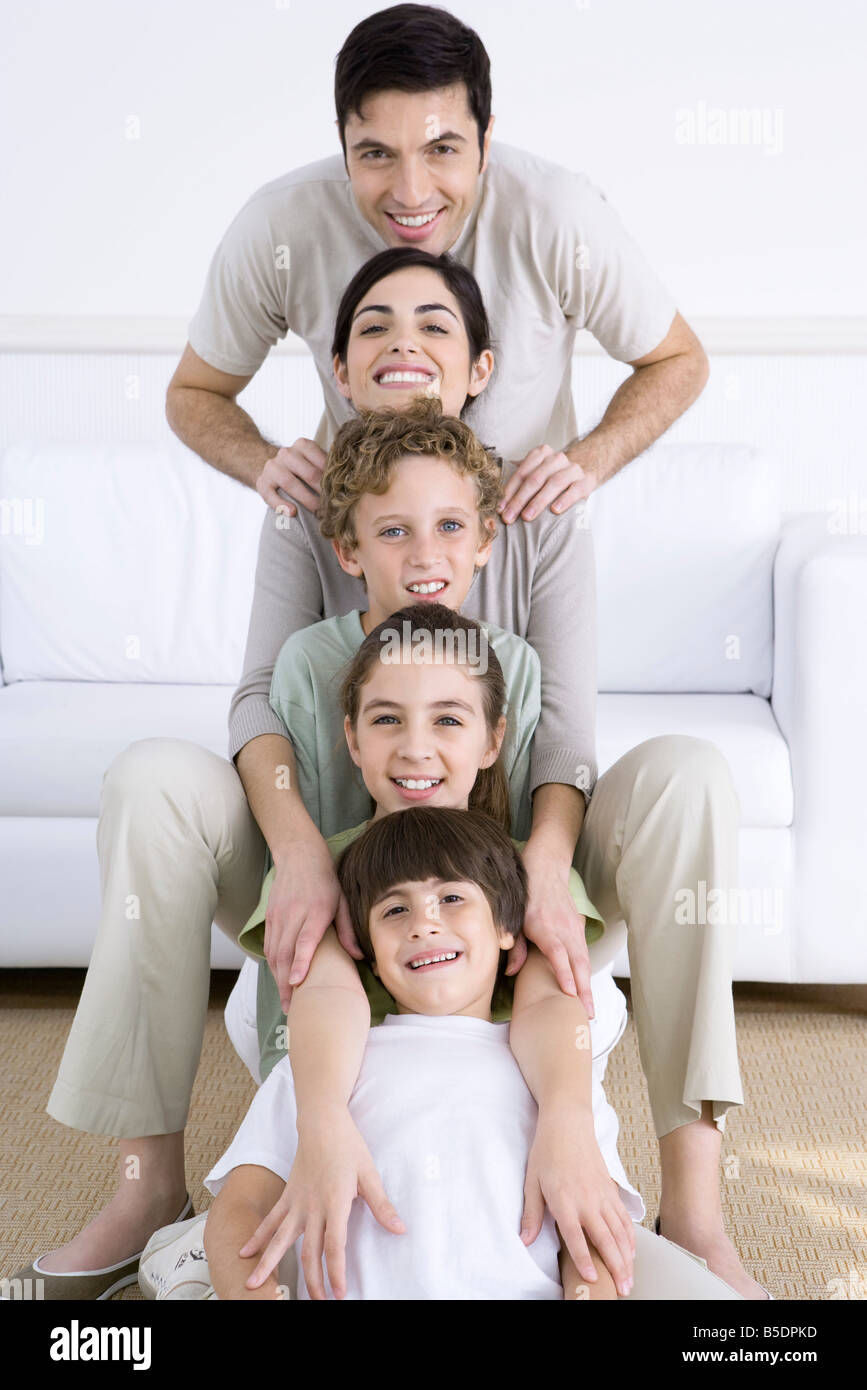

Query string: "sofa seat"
[596, 692, 793, 829]
[0, 680, 236, 817]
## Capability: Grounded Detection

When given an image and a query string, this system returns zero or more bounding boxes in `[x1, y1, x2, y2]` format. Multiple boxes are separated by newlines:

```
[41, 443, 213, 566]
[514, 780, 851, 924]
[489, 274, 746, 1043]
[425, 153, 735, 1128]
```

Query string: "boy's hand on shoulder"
[521, 1105, 635, 1298]
[239, 1103, 405, 1300]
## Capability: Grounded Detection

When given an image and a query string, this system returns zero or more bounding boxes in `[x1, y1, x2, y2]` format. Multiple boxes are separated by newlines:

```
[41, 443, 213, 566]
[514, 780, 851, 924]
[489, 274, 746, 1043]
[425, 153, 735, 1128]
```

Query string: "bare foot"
[658, 1212, 771, 1299]
[37, 1184, 188, 1273]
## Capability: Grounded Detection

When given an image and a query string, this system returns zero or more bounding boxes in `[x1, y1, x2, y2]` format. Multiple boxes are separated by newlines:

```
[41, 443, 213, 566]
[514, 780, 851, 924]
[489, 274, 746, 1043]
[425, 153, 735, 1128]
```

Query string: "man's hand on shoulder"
[257, 438, 328, 515]
[497, 445, 596, 524]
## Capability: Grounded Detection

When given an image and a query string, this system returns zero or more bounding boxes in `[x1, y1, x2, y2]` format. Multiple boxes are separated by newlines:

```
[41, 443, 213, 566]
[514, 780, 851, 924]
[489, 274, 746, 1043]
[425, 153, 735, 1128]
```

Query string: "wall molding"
[0, 315, 865, 356]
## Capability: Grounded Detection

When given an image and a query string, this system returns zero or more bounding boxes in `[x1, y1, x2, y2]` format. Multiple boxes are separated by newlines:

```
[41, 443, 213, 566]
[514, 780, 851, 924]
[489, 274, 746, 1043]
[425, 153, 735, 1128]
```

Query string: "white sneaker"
[138, 1213, 211, 1300]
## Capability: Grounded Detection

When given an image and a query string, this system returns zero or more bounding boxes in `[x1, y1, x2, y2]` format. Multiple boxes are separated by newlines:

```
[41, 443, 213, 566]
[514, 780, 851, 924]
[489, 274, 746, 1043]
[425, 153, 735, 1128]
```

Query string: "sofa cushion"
[588, 442, 781, 696]
[0, 442, 264, 684]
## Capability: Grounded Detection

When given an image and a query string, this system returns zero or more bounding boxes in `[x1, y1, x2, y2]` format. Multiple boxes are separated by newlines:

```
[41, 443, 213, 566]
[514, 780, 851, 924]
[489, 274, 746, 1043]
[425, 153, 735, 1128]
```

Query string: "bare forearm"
[205, 1190, 282, 1300]
[287, 928, 370, 1120]
[565, 351, 708, 488]
[510, 953, 593, 1111]
[166, 385, 278, 491]
[527, 782, 585, 868]
[235, 733, 323, 865]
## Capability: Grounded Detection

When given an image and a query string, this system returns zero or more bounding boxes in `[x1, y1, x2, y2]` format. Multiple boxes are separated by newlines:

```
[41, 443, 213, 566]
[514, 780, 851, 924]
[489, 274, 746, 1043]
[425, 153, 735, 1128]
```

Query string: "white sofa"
[1, 437, 865, 982]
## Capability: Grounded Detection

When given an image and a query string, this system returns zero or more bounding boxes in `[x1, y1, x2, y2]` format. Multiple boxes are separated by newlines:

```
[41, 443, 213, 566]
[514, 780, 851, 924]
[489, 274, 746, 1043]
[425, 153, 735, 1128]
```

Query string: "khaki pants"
[48, 733, 743, 1142]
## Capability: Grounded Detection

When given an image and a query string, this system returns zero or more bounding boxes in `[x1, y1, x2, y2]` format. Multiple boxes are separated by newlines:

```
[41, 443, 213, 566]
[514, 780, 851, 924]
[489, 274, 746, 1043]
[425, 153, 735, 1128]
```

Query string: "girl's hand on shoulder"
[521, 1105, 635, 1298]
[515, 846, 594, 1020]
[239, 1103, 406, 1300]
[265, 837, 363, 1012]
[497, 446, 596, 524]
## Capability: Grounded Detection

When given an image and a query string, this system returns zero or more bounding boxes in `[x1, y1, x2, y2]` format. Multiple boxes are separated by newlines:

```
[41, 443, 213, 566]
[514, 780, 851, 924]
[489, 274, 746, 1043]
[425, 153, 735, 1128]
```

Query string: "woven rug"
[1, 971, 864, 1301]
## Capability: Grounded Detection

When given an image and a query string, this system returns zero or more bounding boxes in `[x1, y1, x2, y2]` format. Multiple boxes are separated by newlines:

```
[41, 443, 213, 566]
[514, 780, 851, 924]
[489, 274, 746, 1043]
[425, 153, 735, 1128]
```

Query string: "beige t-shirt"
[187, 140, 677, 463]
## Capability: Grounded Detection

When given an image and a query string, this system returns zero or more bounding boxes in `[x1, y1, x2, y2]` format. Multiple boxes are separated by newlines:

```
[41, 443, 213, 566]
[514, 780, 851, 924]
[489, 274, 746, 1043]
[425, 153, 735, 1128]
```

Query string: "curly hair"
[316, 394, 504, 551]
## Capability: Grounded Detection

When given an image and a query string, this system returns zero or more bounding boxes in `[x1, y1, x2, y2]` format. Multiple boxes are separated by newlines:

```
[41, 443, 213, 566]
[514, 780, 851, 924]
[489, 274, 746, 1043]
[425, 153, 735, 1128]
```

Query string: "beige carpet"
[1, 971, 865, 1301]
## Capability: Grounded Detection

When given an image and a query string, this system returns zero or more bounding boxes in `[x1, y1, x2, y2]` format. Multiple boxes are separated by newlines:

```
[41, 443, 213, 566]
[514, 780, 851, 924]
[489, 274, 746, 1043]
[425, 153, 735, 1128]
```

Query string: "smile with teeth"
[392, 777, 442, 790]
[375, 369, 436, 385]
[390, 210, 441, 226]
[408, 950, 460, 970]
[407, 580, 446, 594]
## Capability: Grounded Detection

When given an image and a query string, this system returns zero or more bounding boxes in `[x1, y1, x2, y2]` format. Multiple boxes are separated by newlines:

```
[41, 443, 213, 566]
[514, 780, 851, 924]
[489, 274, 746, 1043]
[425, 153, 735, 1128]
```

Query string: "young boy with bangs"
[203, 806, 740, 1302]
[205, 806, 632, 1301]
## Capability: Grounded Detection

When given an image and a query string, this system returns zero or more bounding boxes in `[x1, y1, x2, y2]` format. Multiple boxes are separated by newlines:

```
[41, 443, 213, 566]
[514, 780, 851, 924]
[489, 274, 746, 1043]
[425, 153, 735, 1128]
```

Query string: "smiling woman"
[330, 245, 495, 416]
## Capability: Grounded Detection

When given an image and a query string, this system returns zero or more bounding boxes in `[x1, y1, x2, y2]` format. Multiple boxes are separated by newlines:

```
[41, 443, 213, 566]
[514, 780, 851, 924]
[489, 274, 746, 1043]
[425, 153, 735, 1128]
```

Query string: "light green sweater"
[238, 609, 604, 1080]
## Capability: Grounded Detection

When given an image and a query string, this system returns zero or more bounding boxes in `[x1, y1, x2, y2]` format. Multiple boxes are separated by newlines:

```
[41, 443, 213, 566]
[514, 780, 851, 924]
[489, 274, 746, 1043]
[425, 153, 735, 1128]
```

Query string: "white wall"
[1, 0, 865, 318]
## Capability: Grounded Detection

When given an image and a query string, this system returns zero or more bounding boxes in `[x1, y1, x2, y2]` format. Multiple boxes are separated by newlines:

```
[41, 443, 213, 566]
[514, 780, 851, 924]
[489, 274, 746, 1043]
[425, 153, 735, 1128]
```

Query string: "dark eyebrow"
[351, 303, 460, 325]
[350, 131, 468, 154]
[362, 698, 477, 715]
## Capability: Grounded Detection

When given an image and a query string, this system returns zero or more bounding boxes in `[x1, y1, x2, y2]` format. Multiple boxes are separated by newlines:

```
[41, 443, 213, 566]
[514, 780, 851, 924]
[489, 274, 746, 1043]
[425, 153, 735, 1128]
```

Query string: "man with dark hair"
[167, 3, 705, 522]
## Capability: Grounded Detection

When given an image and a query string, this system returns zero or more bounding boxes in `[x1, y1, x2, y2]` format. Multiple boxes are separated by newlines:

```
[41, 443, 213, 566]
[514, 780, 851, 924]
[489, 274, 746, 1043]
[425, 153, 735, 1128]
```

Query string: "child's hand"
[519, 846, 595, 1019]
[265, 839, 362, 1012]
[239, 1104, 405, 1299]
[520, 1105, 635, 1298]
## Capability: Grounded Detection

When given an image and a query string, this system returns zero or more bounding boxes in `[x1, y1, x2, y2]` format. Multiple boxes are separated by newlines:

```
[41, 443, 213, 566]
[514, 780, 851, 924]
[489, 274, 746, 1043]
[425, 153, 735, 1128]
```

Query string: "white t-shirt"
[206, 978, 644, 1301]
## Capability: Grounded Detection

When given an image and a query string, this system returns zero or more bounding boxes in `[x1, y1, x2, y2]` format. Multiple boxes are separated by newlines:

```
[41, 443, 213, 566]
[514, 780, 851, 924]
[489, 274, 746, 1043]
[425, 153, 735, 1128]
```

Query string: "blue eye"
[441, 520, 462, 532]
[380, 526, 405, 538]
[437, 716, 460, 726]
[372, 715, 399, 725]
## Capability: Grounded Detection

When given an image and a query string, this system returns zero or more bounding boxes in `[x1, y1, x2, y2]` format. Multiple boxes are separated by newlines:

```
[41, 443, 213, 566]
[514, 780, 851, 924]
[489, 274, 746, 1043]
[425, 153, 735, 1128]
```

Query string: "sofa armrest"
[772, 513, 867, 981]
